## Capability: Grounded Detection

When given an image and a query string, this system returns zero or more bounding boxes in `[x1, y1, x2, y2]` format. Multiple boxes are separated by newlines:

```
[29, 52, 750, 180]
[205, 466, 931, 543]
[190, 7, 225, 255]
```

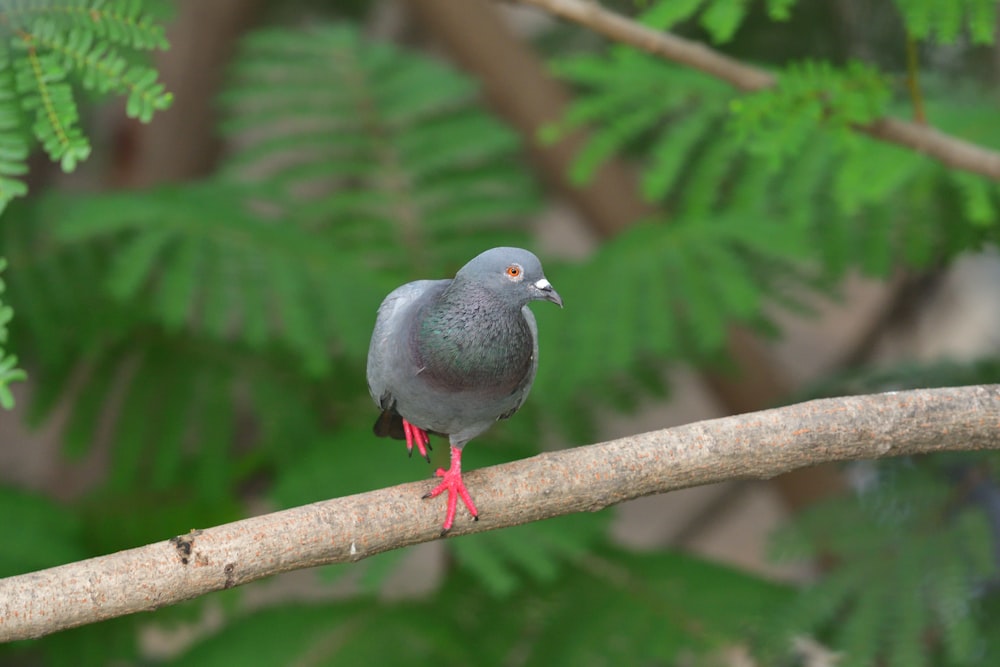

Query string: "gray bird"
[367, 247, 563, 533]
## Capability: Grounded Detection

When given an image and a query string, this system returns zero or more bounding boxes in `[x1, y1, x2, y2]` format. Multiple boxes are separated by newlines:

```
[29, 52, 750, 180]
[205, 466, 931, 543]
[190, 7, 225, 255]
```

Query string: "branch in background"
[407, 0, 654, 238]
[511, 0, 1000, 181]
[2, 385, 999, 643]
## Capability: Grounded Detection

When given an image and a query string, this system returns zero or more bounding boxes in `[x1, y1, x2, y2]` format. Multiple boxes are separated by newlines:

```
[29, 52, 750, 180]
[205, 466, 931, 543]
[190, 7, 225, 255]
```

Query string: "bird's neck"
[437, 280, 520, 315]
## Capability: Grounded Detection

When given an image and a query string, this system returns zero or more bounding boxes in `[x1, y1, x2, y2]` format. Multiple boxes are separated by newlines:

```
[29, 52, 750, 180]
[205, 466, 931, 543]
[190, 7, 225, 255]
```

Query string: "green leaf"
[700, 0, 749, 43]
[767, 466, 995, 665]
[638, 0, 705, 30]
[0, 0, 171, 191]
[47, 184, 387, 369]
[219, 23, 536, 277]
[12, 46, 92, 170]
[0, 47, 30, 213]
[730, 60, 890, 174]
[766, 0, 796, 20]
[0, 256, 26, 408]
[949, 170, 999, 227]
[3, 0, 171, 50]
[893, 0, 998, 45]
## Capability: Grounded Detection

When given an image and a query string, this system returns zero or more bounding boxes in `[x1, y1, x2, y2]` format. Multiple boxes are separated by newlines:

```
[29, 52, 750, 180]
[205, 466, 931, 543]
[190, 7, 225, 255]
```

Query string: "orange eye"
[505, 265, 521, 278]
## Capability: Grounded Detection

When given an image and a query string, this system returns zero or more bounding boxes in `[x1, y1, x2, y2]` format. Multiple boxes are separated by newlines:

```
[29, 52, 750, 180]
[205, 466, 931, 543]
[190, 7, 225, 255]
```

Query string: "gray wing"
[366, 279, 446, 409]
[498, 304, 541, 421]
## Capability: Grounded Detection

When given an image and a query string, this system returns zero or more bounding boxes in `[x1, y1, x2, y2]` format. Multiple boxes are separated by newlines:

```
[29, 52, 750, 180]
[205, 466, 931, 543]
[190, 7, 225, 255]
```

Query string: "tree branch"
[510, 0, 1000, 181]
[2, 385, 999, 642]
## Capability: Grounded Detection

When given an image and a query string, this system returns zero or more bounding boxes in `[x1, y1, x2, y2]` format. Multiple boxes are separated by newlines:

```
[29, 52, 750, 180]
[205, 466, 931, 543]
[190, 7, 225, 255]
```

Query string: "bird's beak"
[533, 278, 563, 308]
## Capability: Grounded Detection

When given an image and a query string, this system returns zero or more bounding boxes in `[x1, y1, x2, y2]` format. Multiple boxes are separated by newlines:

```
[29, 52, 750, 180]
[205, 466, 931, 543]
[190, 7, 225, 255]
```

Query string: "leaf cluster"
[165, 547, 792, 666]
[631, 0, 998, 47]
[534, 10, 1000, 427]
[532, 5, 1000, 663]
[0, 0, 172, 409]
[632, 0, 797, 44]
[3, 2, 1000, 665]
[6, 21, 538, 488]
[893, 0, 998, 45]
[742, 360, 1000, 665]
[765, 463, 998, 666]
[0, 27, 563, 663]
[0, 0, 173, 213]
[217, 26, 538, 271]
[0, 257, 26, 407]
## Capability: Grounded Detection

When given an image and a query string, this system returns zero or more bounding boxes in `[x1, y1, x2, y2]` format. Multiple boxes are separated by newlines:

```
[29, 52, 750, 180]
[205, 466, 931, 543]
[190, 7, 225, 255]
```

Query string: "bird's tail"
[373, 409, 406, 440]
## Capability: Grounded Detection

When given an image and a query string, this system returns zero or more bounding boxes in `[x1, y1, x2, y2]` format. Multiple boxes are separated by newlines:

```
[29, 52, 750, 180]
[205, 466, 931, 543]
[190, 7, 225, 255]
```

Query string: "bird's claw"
[402, 419, 431, 462]
[424, 447, 478, 533]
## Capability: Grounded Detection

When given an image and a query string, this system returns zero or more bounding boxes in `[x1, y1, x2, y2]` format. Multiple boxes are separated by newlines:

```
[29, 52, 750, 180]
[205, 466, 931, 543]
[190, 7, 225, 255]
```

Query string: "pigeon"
[367, 247, 563, 533]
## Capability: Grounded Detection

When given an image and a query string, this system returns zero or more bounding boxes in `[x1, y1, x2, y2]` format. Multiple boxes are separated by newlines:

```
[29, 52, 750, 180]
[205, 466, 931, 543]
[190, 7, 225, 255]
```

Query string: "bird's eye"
[505, 265, 522, 279]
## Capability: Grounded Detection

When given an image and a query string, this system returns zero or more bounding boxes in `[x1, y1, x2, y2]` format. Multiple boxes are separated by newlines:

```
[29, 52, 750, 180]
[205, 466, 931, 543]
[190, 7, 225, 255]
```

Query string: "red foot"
[423, 445, 479, 534]
[402, 419, 431, 462]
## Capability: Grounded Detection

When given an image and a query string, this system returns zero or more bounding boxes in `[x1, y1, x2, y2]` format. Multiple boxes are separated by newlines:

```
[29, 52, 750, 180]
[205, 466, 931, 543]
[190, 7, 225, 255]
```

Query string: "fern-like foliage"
[768, 358, 1000, 666]
[535, 10, 1000, 420]
[0, 48, 30, 208]
[0, 257, 26, 408]
[2, 22, 545, 590]
[5, 6, 1000, 662]
[630, 0, 998, 46]
[165, 548, 792, 666]
[218, 26, 538, 277]
[892, 0, 998, 44]
[537, 42, 811, 412]
[766, 465, 995, 666]
[33, 23, 538, 371]
[729, 59, 890, 169]
[43, 183, 388, 375]
[632, 0, 796, 43]
[0, 0, 172, 213]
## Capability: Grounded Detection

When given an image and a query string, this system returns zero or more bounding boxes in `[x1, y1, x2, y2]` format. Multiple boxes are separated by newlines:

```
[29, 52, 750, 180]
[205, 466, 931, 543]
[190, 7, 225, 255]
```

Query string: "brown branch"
[510, 0, 1000, 181]
[2, 385, 999, 642]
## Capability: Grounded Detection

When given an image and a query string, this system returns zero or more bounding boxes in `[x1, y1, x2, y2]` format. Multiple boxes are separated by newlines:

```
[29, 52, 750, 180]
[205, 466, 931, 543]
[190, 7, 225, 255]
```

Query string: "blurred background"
[2, 0, 1000, 664]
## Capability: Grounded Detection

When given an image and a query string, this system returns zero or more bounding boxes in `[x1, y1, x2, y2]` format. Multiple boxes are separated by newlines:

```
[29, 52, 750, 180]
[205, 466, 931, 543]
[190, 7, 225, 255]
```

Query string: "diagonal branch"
[2, 385, 999, 642]
[510, 0, 1000, 181]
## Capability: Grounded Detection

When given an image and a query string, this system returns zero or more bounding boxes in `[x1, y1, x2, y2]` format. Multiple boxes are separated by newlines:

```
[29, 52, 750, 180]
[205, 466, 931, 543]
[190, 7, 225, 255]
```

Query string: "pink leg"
[402, 419, 431, 462]
[423, 445, 479, 534]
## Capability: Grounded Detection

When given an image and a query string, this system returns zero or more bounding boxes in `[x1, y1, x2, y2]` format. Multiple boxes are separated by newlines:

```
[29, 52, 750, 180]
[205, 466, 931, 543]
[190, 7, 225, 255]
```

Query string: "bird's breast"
[411, 308, 533, 395]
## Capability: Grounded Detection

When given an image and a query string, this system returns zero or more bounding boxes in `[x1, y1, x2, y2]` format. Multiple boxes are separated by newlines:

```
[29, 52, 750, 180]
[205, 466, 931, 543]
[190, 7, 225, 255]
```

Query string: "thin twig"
[1, 385, 999, 642]
[510, 0, 1000, 180]
[905, 34, 927, 124]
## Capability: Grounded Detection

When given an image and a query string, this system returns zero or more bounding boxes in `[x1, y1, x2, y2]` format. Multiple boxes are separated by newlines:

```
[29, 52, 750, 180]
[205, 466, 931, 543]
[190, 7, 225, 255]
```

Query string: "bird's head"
[455, 247, 563, 308]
